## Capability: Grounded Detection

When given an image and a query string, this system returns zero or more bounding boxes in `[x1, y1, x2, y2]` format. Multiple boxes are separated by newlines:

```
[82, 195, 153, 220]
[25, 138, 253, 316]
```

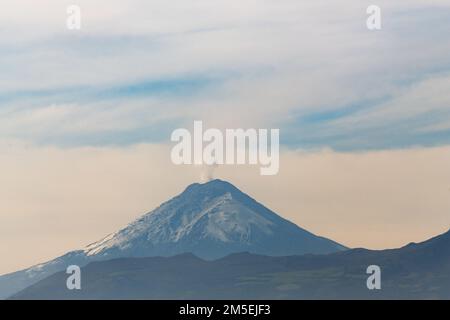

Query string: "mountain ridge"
[0, 179, 346, 299]
[10, 228, 450, 300]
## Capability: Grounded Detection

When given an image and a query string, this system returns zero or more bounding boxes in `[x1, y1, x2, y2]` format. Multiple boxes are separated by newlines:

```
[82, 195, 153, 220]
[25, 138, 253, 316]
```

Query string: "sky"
[1, 0, 450, 274]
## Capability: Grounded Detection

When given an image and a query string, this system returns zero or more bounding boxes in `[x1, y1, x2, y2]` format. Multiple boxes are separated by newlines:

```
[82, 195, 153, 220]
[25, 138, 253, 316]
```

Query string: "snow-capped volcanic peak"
[84, 180, 274, 256]
[0, 179, 347, 300]
[83, 179, 346, 259]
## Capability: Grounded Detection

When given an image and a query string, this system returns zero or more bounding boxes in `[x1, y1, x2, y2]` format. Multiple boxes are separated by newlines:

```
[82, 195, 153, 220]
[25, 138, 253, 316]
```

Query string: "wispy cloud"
[1, 0, 450, 149]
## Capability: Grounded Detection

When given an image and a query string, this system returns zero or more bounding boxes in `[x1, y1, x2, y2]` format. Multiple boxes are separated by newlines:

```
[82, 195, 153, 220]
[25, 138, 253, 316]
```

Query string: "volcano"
[0, 179, 346, 299]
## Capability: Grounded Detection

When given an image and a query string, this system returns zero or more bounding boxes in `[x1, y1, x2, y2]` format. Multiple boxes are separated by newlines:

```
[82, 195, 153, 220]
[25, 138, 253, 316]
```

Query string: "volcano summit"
[0, 179, 346, 299]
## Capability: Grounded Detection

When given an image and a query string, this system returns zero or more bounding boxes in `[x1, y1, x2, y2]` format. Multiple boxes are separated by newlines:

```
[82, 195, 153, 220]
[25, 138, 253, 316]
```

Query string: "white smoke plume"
[200, 163, 218, 183]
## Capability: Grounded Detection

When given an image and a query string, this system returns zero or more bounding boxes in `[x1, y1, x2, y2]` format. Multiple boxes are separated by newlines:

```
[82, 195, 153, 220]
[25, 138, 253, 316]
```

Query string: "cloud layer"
[1, 0, 450, 149]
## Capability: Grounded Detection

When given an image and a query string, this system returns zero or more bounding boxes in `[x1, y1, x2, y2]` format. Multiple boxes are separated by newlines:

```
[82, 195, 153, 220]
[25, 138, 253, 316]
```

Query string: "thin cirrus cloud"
[284, 74, 450, 150]
[0, 0, 449, 149]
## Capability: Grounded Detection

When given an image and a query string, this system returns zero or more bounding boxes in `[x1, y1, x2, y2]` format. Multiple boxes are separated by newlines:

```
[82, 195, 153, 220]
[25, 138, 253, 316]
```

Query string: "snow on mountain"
[0, 179, 346, 299]
[82, 179, 345, 259]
